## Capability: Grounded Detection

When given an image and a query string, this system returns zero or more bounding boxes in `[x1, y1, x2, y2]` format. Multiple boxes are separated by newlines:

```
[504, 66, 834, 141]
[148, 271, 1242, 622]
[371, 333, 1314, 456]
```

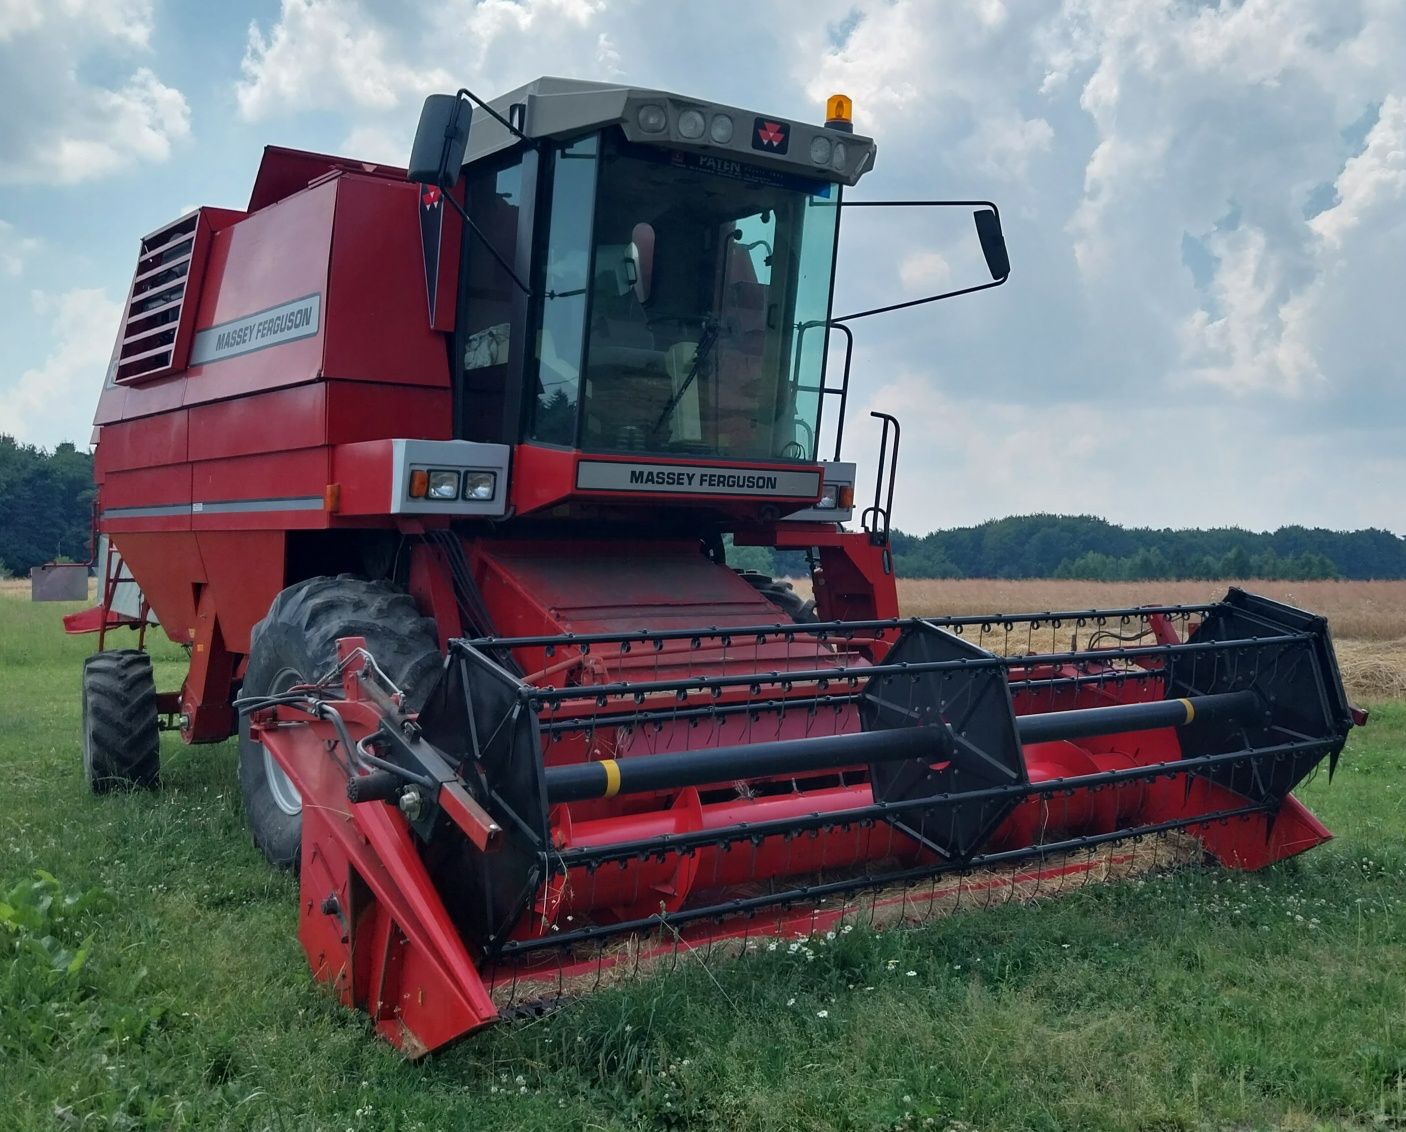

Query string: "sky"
[1, 0, 1402, 537]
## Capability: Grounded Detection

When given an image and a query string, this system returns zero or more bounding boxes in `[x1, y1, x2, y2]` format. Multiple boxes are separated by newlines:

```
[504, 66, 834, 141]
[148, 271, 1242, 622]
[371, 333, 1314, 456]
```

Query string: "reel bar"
[542, 690, 1259, 804]
[457, 603, 1219, 651]
[515, 632, 1310, 706]
[498, 801, 1271, 957]
[549, 735, 1332, 868]
[536, 668, 1170, 736]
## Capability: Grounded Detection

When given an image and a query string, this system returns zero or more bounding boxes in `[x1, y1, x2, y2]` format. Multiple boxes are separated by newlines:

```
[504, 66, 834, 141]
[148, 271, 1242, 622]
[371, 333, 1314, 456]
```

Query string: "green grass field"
[2, 592, 1403, 1131]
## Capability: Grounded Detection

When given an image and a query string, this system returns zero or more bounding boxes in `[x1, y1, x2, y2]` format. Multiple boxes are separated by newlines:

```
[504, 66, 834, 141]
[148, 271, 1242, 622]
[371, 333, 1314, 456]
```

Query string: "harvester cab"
[394, 79, 1004, 536]
[67, 75, 1360, 1058]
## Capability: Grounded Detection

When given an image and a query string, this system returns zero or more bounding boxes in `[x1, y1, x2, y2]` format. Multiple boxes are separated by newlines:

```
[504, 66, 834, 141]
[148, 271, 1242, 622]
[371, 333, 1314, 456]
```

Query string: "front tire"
[82, 650, 161, 792]
[237, 575, 441, 870]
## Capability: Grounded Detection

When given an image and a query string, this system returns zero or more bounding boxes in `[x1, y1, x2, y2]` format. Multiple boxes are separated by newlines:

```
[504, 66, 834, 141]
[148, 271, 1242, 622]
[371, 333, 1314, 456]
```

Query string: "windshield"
[529, 133, 839, 461]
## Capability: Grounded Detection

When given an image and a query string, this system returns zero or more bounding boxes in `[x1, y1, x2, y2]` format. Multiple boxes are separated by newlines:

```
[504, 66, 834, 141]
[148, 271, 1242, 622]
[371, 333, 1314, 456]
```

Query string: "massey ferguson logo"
[752, 117, 790, 154]
[419, 182, 444, 320]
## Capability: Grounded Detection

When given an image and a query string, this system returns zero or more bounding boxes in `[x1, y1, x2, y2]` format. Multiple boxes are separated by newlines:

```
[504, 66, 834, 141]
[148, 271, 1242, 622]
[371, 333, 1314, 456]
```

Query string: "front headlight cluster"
[637, 103, 735, 146]
[813, 483, 855, 511]
[808, 136, 849, 172]
[408, 469, 498, 502]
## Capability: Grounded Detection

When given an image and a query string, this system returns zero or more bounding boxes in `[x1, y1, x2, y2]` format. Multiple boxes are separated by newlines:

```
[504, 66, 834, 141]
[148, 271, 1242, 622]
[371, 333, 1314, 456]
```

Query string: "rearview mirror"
[408, 94, 472, 188]
[974, 208, 1010, 281]
[625, 222, 655, 305]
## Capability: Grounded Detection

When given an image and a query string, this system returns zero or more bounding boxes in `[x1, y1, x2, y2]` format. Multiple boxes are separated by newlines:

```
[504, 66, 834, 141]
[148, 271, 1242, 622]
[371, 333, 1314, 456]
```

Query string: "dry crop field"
[807, 577, 1406, 700]
[889, 578, 1406, 642]
[890, 578, 1406, 701]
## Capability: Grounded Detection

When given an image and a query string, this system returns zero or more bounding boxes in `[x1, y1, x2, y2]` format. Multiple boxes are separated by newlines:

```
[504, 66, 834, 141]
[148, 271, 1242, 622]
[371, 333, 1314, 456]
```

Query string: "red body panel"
[91, 150, 461, 727]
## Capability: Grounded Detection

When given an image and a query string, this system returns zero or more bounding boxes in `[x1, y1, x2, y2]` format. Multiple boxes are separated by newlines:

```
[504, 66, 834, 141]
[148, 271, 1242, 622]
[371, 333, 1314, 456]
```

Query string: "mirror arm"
[831, 198, 1009, 323]
[839, 199, 1001, 209]
[454, 87, 532, 143]
[441, 190, 533, 298]
[831, 275, 1006, 324]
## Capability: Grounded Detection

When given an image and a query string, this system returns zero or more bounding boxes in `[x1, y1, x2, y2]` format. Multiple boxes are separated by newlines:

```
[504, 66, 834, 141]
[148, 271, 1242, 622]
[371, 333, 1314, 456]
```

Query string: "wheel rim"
[261, 667, 303, 817]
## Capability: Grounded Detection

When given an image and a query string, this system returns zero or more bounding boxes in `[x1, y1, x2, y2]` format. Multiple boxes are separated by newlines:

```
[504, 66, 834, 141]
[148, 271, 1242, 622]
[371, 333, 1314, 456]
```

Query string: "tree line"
[0, 437, 95, 578]
[3, 437, 1402, 583]
[732, 514, 1406, 581]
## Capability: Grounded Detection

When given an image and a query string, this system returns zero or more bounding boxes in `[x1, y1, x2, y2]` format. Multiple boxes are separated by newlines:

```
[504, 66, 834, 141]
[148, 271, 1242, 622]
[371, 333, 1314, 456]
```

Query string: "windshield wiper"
[647, 320, 720, 443]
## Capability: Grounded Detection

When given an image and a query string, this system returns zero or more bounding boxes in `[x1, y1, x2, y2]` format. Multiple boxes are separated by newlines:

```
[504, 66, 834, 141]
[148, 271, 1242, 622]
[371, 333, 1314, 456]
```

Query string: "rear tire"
[82, 650, 161, 792]
[237, 575, 441, 870]
[737, 571, 818, 623]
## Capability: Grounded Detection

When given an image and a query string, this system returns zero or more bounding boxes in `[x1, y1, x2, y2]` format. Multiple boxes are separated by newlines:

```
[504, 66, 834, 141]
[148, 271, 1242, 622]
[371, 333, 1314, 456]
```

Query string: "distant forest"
[0, 437, 96, 577]
[733, 514, 1406, 581]
[4, 436, 1403, 582]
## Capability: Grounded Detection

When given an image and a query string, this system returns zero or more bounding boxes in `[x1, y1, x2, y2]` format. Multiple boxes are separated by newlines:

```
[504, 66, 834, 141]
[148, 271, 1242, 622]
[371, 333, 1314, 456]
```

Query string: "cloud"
[3, 0, 1403, 536]
[897, 250, 952, 292]
[1310, 94, 1406, 248]
[236, 0, 612, 124]
[0, 0, 189, 185]
[0, 288, 120, 449]
[236, 0, 444, 121]
[0, 219, 40, 276]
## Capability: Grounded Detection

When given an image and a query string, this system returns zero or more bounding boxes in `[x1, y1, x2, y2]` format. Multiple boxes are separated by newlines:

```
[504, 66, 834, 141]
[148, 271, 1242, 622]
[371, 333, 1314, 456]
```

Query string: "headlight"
[637, 104, 667, 133]
[815, 484, 839, 509]
[426, 470, 460, 501]
[832, 141, 847, 171]
[677, 109, 706, 139]
[709, 114, 734, 143]
[462, 471, 497, 501]
[810, 136, 833, 165]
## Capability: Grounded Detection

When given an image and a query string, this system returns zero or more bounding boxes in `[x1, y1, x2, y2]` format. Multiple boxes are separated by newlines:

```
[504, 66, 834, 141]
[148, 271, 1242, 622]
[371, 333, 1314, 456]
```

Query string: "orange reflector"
[323, 483, 340, 512]
[838, 485, 855, 509]
[408, 469, 428, 498]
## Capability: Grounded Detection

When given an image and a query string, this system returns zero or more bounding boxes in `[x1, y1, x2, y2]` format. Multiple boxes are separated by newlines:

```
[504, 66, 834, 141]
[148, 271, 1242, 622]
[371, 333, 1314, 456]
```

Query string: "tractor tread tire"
[82, 649, 161, 793]
[736, 570, 818, 624]
[238, 574, 441, 871]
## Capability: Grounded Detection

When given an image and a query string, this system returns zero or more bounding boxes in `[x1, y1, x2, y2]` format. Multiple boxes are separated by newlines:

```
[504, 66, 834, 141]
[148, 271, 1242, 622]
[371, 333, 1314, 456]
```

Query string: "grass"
[2, 588, 1404, 1130]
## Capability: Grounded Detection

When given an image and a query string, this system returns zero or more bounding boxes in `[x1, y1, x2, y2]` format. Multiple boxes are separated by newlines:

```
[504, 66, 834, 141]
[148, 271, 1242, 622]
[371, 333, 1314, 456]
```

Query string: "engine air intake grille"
[114, 211, 210, 384]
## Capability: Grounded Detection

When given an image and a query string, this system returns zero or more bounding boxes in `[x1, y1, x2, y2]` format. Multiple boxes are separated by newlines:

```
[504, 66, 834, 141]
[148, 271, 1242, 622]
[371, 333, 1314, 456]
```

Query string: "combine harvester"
[65, 78, 1362, 1055]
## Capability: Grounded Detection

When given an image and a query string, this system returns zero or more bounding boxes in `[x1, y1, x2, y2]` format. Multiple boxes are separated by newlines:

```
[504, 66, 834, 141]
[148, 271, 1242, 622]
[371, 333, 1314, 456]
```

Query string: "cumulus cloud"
[898, 250, 952, 293]
[236, 0, 445, 121]
[0, 219, 40, 277]
[4, 0, 1404, 534]
[237, 0, 612, 123]
[0, 288, 120, 448]
[0, 0, 189, 185]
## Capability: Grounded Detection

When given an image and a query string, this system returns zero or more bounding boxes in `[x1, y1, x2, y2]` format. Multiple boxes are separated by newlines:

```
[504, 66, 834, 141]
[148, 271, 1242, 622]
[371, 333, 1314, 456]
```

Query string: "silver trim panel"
[576, 460, 821, 499]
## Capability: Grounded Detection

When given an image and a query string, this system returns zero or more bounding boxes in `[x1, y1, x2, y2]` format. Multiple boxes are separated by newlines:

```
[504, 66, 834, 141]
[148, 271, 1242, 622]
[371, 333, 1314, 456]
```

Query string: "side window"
[529, 135, 598, 445]
[459, 160, 522, 441]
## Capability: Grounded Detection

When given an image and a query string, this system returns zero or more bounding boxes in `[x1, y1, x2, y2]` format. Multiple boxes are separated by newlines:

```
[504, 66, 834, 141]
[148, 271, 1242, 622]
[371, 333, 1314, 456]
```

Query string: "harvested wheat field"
[791, 577, 1406, 703]
[889, 577, 1406, 641]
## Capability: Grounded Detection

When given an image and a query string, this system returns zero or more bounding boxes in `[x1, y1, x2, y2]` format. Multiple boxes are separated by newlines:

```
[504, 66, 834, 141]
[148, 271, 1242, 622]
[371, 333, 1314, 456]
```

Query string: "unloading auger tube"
[246, 588, 1359, 1055]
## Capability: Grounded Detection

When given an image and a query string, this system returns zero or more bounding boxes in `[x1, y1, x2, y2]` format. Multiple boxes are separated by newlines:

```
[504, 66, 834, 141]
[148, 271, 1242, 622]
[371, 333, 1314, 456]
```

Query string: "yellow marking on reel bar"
[600, 758, 622, 798]
[1179, 697, 1196, 724]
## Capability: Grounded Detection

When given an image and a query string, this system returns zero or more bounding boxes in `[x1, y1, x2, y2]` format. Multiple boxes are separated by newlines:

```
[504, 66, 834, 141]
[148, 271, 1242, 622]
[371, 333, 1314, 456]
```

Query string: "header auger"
[61, 76, 1361, 1055]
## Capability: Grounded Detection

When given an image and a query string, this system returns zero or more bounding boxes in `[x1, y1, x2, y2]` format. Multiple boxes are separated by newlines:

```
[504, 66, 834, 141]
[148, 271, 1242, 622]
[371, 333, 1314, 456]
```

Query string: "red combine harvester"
[69, 78, 1360, 1055]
